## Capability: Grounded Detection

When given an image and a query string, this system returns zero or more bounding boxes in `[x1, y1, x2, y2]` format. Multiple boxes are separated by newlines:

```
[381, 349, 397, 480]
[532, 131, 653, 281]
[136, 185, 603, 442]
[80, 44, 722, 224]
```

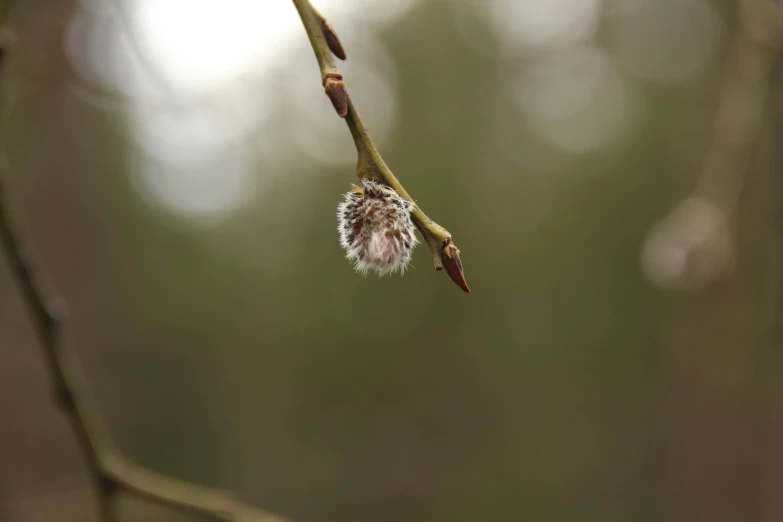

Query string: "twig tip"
[442, 243, 470, 294]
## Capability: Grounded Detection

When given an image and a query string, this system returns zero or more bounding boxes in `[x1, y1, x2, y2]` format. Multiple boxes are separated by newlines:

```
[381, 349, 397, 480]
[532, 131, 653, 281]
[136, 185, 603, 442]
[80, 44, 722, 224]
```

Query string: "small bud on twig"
[441, 242, 470, 293]
[323, 75, 348, 118]
[322, 20, 346, 60]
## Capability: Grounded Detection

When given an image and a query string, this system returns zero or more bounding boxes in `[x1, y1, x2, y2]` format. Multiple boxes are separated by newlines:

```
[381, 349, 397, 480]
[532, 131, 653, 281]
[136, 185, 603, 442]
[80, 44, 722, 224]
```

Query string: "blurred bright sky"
[66, 0, 723, 222]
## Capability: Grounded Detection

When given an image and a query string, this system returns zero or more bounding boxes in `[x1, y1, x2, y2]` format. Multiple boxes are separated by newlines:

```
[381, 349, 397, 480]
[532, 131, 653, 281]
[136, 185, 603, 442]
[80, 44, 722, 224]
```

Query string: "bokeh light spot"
[511, 46, 645, 154]
[606, 0, 722, 83]
[487, 0, 602, 50]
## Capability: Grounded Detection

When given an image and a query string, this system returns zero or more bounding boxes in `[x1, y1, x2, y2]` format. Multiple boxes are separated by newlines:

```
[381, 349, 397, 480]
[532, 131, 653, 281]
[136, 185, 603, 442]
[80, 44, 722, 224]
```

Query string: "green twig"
[291, 0, 470, 293]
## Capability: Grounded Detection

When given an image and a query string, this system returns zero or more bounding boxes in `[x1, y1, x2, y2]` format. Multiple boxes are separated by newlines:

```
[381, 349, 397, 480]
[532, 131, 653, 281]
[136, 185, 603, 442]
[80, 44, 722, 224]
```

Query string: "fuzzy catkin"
[337, 179, 419, 276]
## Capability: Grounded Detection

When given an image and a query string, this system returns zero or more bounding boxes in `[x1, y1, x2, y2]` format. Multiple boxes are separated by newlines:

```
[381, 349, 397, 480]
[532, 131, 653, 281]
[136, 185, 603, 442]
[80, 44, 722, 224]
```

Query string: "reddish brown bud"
[442, 243, 470, 293]
[324, 77, 348, 118]
[322, 21, 346, 60]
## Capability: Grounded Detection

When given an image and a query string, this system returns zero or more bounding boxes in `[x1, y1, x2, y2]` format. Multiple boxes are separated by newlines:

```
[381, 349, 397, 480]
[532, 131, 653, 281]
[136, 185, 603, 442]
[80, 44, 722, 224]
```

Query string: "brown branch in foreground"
[0, 24, 288, 522]
[291, 0, 470, 293]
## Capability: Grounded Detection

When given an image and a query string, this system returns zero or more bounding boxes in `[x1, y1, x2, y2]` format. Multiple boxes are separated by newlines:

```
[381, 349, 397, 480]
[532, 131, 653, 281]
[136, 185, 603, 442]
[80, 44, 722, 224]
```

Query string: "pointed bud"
[322, 20, 346, 60]
[338, 179, 419, 276]
[324, 76, 348, 118]
[442, 243, 470, 293]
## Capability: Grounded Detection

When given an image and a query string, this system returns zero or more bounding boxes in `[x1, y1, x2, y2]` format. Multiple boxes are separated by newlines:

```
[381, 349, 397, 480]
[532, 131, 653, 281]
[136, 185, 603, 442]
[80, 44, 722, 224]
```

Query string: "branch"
[1, 185, 289, 522]
[642, 0, 783, 290]
[0, 17, 288, 522]
[291, 0, 470, 293]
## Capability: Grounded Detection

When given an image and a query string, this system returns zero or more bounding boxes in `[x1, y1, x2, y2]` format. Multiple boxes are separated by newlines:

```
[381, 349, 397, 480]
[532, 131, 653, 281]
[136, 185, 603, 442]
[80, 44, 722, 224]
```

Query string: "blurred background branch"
[0, 3, 287, 522]
[642, 0, 783, 290]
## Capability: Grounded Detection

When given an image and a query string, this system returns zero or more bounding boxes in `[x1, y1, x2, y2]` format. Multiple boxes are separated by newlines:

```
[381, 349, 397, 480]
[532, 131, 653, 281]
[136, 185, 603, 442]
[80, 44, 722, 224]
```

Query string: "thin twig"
[0, 183, 289, 522]
[291, 0, 470, 293]
[0, 7, 288, 522]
